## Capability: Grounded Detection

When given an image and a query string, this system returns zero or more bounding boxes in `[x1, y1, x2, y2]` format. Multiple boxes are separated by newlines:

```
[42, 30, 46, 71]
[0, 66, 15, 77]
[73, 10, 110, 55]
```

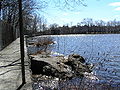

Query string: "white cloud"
[109, 2, 120, 6]
[114, 7, 120, 11]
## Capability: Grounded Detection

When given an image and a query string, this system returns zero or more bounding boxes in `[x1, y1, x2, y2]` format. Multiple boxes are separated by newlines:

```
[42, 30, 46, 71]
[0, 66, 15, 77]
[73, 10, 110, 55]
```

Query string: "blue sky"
[37, 0, 120, 26]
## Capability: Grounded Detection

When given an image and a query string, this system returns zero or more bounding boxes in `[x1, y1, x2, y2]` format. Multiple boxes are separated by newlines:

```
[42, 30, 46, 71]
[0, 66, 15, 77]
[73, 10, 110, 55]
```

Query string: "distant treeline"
[42, 25, 120, 35]
[41, 18, 120, 35]
[24, 18, 120, 36]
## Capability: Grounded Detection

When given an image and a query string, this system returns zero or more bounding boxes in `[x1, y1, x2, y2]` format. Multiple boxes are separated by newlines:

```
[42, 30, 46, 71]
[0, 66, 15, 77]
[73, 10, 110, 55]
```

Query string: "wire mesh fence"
[0, 21, 18, 50]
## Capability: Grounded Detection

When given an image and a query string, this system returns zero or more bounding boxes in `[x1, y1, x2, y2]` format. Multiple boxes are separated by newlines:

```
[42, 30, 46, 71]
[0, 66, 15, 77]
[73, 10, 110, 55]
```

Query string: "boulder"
[30, 55, 73, 80]
[68, 54, 85, 63]
[43, 65, 59, 77]
[65, 54, 92, 77]
[30, 53, 93, 80]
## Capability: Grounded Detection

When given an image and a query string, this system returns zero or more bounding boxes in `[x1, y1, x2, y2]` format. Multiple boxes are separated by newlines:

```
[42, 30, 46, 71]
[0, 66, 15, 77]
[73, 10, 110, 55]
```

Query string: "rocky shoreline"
[26, 36, 120, 90]
[26, 36, 95, 89]
[30, 53, 93, 80]
[28, 52, 94, 89]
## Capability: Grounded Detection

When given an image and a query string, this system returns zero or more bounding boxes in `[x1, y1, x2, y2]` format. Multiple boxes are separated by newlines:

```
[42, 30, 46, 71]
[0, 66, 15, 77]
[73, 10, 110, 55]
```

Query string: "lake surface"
[51, 34, 120, 85]
[29, 34, 120, 89]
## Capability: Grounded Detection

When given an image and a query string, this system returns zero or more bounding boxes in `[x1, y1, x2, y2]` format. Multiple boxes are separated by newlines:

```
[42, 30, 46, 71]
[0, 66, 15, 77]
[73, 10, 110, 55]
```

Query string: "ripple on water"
[28, 34, 120, 89]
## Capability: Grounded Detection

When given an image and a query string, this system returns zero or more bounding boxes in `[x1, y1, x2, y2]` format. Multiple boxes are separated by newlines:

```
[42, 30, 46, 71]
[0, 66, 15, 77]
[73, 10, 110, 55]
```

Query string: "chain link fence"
[0, 21, 19, 50]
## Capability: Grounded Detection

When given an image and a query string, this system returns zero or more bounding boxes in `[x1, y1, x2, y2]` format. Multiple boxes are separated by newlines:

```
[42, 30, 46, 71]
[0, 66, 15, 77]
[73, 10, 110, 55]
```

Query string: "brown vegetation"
[34, 41, 54, 47]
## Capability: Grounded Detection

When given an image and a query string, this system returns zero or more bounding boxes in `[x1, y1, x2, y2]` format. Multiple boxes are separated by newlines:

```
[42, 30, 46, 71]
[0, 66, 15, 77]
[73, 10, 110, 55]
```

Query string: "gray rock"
[65, 54, 92, 77]
[43, 65, 59, 77]
[30, 53, 93, 80]
[68, 54, 85, 63]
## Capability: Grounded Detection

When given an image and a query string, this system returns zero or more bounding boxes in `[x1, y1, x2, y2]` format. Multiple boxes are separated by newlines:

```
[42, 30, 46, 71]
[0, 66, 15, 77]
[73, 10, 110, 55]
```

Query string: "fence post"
[0, 21, 2, 50]
[18, 0, 26, 84]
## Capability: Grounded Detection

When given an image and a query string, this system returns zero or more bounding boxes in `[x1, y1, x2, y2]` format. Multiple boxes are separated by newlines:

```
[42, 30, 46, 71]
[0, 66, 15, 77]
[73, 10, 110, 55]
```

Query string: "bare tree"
[52, 0, 87, 10]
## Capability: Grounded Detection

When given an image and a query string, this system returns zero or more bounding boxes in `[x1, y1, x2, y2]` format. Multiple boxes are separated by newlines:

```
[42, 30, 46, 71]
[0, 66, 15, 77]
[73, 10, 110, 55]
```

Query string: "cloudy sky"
[38, 0, 120, 26]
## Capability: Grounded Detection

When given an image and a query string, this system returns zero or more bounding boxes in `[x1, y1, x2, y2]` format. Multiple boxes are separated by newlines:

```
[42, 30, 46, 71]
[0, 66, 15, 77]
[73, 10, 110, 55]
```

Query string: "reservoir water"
[29, 34, 120, 89]
[52, 34, 120, 85]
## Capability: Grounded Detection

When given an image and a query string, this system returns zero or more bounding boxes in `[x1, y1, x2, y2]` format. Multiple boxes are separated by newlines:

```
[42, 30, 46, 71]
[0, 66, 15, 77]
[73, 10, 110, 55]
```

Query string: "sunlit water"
[28, 34, 120, 89]
[50, 34, 120, 85]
